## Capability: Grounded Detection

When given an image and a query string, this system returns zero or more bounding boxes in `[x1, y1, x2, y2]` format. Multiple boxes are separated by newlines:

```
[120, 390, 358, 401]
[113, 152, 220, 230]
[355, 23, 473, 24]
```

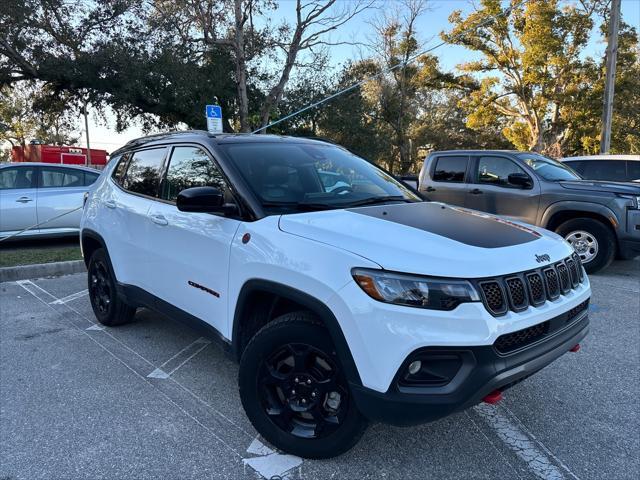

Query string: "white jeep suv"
[81, 131, 591, 458]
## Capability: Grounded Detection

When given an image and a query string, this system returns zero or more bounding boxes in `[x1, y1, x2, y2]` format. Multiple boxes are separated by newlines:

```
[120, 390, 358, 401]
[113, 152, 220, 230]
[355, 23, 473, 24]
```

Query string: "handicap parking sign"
[206, 104, 223, 133]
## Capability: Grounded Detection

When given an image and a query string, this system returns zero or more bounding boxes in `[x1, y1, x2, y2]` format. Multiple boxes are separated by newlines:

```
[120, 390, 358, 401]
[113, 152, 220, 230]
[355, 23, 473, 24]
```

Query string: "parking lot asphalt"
[1, 260, 638, 480]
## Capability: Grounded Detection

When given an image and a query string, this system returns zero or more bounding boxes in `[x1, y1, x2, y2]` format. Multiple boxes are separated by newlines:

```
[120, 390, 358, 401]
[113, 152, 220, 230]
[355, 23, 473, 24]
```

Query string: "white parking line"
[474, 403, 580, 480]
[50, 289, 88, 305]
[147, 337, 211, 379]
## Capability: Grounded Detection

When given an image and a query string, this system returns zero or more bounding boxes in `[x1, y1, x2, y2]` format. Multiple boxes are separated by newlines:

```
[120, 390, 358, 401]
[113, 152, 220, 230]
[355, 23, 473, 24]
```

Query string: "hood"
[278, 202, 573, 278]
[559, 180, 640, 195]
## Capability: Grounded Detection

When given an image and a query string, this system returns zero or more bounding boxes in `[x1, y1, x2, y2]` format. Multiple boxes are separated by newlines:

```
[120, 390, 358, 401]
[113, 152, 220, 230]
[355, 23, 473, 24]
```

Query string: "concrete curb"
[0, 260, 86, 283]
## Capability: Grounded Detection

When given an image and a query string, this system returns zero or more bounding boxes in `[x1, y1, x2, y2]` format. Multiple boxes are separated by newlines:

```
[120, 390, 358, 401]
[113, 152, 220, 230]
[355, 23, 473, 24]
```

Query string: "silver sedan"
[0, 163, 101, 239]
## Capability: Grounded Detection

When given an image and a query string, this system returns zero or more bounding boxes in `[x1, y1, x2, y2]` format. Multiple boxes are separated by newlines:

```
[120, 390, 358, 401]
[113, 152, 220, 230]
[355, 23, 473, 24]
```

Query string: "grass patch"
[0, 246, 82, 268]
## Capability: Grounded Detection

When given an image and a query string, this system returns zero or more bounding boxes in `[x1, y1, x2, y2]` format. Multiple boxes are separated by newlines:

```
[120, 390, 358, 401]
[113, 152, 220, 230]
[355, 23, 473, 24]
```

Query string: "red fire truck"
[11, 144, 109, 168]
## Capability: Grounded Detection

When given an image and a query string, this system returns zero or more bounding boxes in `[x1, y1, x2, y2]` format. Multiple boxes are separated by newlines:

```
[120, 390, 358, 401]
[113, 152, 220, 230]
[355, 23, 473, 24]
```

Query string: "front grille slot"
[556, 262, 571, 293]
[526, 272, 546, 306]
[567, 299, 589, 321]
[505, 277, 528, 311]
[572, 253, 584, 282]
[566, 259, 579, 287]
[479, 281, 507, 316]
[494, 321, 550, 354]
[543, 267, 560, 300]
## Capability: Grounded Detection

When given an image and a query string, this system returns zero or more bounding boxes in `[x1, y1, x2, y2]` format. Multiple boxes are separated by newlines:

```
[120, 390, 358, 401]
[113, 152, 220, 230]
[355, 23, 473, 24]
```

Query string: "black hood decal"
[349, 202, 540, 248]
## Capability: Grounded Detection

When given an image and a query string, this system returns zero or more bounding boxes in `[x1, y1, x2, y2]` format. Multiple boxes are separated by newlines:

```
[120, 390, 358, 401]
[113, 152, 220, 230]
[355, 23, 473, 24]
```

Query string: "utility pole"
[600, 0, 621, 154]
[82, 104, 92, 166]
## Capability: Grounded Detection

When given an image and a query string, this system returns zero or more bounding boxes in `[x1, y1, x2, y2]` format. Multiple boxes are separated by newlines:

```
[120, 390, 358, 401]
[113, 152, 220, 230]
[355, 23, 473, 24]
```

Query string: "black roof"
[110, 130, 330, 157]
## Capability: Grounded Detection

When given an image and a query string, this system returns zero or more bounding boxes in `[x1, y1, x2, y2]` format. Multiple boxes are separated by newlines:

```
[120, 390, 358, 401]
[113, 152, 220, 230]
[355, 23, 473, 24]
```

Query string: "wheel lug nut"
[302, 399, 306, 404]
[307, 379, 311, 384]
[295, 377, 299, 383]
[291, 389, 296, 395]
[312, 392, 316, 397]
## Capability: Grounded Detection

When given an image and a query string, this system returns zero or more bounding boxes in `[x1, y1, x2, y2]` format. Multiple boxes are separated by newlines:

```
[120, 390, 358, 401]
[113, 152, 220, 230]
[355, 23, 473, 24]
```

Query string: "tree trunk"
[234, 0, 250, 132]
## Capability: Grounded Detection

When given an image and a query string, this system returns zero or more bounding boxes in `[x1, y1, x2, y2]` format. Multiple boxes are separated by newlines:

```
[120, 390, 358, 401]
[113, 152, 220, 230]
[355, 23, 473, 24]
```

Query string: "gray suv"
[419, 150, 640, 273]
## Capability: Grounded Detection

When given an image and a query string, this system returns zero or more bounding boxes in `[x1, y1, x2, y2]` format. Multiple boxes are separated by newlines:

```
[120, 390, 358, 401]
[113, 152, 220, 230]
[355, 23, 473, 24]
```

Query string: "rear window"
[122, 148, 167, 197]
[40, 167, 84, 188]
[432, 156, 468, 182]
[628, 161, 640, 181]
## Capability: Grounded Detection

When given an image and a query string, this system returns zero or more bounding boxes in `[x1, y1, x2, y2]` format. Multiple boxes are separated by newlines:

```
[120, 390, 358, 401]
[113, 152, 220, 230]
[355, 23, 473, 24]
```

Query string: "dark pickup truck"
[418, 150, 640, 273]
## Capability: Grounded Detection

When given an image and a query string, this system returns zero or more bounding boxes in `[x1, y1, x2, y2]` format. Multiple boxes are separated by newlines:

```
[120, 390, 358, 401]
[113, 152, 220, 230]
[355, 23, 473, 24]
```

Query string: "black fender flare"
[541, 201, 620, 231]
[232, 279, 362, 386]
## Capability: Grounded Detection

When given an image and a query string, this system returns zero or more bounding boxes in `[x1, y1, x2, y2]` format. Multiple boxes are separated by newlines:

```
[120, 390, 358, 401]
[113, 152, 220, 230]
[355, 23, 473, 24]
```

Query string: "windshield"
[220, 142, 421, 214]
[517, 152, 581, 181]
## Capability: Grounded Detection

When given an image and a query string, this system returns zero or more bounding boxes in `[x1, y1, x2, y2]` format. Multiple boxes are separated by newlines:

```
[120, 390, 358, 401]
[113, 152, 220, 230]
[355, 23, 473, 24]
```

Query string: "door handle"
[425, 186, 436, 192]
[469, 188, 483, 195]
[149, 214, 168, 226]
[16, 196, 33, 203]
[104, 200, 117, 209]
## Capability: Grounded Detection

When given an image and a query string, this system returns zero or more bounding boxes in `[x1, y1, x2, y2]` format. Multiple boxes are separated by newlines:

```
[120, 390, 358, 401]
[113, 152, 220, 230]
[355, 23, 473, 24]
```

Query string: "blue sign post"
[205, 104, 223, 134]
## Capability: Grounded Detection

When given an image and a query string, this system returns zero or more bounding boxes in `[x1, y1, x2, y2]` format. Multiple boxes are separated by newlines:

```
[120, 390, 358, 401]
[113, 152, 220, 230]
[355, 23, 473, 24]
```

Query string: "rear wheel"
[238, 312, 367, 459]
[87, 248, 136, 326]
[556, 218, 615, 274]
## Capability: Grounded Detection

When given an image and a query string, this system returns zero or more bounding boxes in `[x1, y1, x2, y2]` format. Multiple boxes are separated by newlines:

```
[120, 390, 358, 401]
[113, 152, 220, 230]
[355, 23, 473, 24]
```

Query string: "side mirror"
[177, 186, 224, 213]
[508, 173, 533, 189]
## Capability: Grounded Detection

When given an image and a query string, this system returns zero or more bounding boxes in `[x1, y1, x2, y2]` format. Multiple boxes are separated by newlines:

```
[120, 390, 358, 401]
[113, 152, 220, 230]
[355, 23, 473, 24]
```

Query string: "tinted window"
[84, 172, 99, 186]
[112, 154, 128, 186]
[477, 156, 527, 186]
[627, 161, 640, 181]
[220, 143, 419, 214]
[0, 167, 35, 190]
[162, 146, 228, 202]
[564, 161, 585, 175]
[123, 148, 166, 197]
[432, 156, 468, 182]
[582, 160, 627, 182]
[40, 167, 84, 188]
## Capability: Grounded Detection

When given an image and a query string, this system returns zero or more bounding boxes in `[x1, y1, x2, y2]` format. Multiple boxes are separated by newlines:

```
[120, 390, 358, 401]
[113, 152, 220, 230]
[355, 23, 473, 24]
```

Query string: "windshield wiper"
[262, 201, 334, 211]
[345, 196, 416, 207]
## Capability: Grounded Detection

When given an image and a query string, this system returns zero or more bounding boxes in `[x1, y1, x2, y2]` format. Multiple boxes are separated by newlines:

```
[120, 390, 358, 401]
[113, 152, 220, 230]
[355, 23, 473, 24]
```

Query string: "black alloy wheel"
[259, 342, 349, 439]
[89, 259, 112, 316]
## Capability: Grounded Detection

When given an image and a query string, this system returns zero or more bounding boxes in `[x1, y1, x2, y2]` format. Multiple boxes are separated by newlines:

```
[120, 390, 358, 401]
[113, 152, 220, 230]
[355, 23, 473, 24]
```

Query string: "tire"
[238, 311, 368, 459]
[556, 218, 616, 274]
[87, 248, 136, 326]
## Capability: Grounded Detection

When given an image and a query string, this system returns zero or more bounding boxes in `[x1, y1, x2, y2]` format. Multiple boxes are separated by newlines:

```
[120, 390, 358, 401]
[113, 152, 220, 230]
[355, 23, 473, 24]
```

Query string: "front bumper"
[350, 309, 589, 426]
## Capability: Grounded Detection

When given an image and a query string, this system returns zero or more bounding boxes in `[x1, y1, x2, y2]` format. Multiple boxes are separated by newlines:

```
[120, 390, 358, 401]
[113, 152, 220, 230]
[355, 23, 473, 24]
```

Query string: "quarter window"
[84, 171, 100, 186]
[627, 161, 640, 181]
[161, 146, 228, 202]
[0, 167, 35, 190]
[40, 167, 84, 188]
[432, 156, 468, 182]
[122, 148, 166, 197]
[477, 156, 527, 186]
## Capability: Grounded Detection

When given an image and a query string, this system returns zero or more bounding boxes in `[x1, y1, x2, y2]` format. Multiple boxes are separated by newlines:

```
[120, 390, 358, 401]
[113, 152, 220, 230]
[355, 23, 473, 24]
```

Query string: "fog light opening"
[408, 360, 422, 375]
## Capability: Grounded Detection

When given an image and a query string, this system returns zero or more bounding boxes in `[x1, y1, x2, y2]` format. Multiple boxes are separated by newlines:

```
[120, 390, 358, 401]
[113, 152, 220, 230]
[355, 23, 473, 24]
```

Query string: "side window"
[123, 148, 166, 197]
[84, 171, 100, 186]
[583, 160, 627, 182]
[0, 167, 35, 190]
[627, 161, 640, 181]
[432, 156, 468, 182]
[161, 146, 228, 202]
[564, 161, 585, 176]
[40, 168, 84, 188]
[477, 156, 527, 186]
[112, 154, 128, 187]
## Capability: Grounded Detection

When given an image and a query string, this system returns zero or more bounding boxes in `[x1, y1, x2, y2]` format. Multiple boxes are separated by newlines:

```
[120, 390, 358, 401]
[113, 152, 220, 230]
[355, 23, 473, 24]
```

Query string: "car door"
[105, 147, 168, 289]
[464, 155, 541, 224]
[419, 155, 470, 206]
[146, 145, 241, 332]
[0, 166, 38, 237]
[36, 166, 91, 234]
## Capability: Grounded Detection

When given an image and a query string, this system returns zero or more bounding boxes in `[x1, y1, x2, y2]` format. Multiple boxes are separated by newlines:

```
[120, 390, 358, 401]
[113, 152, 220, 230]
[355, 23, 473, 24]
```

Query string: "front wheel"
[238, 312, 367, 459]
[556, 218, 616, 274]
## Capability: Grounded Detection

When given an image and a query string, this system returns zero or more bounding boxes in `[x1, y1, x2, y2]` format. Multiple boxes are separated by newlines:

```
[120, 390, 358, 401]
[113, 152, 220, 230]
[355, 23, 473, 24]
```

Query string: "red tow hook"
[483, 390, 503, 405]
[569, 344, 581, 352]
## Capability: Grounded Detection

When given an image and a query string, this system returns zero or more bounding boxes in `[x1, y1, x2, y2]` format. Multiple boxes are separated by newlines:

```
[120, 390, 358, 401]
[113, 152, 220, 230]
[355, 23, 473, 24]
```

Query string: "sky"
[82, 0, 640, 154]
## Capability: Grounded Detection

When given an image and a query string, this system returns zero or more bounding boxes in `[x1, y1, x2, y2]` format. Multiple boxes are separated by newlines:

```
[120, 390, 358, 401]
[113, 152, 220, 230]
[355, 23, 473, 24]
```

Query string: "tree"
[0, 83, 79, 149]
[442, 0, 606, 155]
